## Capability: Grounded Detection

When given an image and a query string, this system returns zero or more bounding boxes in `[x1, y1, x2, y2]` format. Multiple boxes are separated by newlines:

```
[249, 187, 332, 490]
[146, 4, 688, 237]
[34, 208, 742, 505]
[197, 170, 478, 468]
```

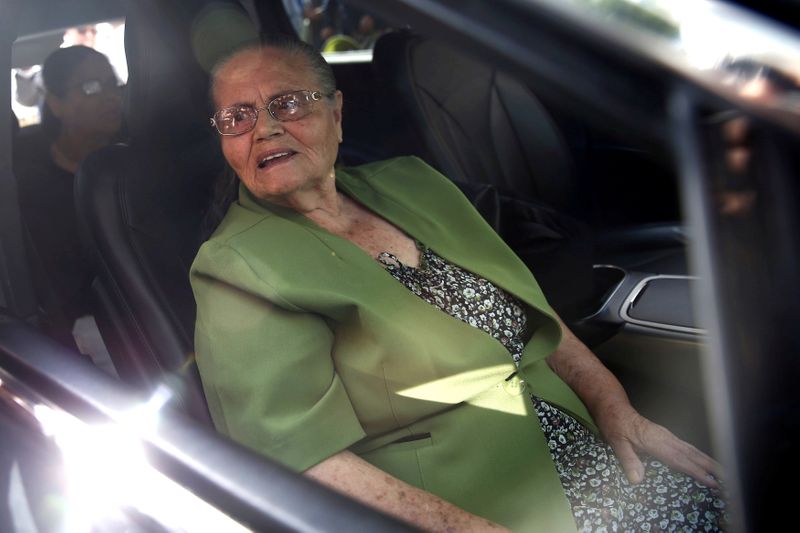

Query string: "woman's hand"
[594, 402, 722, 489]
[547, 316, 723, 489]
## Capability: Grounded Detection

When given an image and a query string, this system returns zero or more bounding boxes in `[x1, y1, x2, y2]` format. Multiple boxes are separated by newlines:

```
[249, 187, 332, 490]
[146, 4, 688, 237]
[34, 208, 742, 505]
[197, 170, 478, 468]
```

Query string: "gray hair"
[210, 34, 337, 100]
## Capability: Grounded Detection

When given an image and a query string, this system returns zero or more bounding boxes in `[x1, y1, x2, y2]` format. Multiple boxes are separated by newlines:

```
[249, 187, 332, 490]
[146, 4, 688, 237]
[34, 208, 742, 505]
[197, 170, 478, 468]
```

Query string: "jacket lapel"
[335, 168, 561, 364]
[337, 166, 552, 324]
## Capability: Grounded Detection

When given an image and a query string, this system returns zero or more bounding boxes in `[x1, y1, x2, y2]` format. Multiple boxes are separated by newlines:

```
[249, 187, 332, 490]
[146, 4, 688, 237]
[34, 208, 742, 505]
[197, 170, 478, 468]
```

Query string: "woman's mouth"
[257, 151, 296, 170]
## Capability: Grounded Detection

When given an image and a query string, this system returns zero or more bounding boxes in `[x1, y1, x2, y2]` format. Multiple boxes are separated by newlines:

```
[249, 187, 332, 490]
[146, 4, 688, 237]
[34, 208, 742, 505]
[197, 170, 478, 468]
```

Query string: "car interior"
[3, 0, 800, 530]
[65, 0, 710, 453]
[10, 0, 702, 488]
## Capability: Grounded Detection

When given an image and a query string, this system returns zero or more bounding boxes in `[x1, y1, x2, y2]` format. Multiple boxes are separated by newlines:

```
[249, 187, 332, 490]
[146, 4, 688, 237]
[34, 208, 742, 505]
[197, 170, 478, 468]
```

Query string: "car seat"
[372, 30, 687, 275]
[74, 0, 265, 424]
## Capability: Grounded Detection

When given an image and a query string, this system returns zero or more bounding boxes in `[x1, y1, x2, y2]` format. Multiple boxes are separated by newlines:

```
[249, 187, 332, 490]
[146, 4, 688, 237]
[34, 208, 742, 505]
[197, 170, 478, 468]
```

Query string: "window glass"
[570, 0, 800, 114]
[281, 0, 391, 53]
[11, 19, 126, 128]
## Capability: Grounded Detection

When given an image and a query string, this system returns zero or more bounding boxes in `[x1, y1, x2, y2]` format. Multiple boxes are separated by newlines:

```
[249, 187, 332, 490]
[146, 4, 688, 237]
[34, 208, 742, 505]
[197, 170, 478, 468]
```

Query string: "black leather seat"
[373, 31, 576, 211]
[372, 31, 687, 275]
[77, 143, 218, 424]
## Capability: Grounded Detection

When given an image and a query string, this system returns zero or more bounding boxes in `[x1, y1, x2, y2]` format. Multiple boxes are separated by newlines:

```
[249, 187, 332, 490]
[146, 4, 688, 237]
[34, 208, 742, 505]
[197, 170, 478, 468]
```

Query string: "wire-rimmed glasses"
[210, 90, 331, 136]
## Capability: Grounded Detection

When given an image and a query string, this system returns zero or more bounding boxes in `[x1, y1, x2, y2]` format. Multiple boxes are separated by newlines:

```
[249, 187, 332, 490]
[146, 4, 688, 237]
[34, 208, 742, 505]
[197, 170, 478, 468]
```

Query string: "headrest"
[124, 0, 257, 150]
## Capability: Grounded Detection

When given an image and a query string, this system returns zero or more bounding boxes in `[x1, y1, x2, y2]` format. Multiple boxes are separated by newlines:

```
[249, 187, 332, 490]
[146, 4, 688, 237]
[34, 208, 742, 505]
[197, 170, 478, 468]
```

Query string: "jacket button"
[503, 376, 526, 396]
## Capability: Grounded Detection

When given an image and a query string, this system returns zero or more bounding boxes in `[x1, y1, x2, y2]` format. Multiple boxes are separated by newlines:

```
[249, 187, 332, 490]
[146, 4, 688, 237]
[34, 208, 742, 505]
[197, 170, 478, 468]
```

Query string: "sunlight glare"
[397, 364, 528, 415]
[33, 390, 249, 532]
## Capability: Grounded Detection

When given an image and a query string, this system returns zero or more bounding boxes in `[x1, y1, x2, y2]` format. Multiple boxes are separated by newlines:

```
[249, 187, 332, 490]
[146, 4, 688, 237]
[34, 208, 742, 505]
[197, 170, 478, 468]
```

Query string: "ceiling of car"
[12, 0, 124, 68]
[16, 0, 124, 37]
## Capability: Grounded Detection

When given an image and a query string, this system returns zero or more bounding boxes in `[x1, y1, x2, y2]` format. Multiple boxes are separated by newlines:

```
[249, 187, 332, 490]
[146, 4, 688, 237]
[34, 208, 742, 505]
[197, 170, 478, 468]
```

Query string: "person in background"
[714, 58, 800, 218]
[61, 24, 98, 48]
[281, 0, 348, 49]
[13, 66, 44, 108]
[352, 14, 384, 49]
[14, 25, 100, 112]
[14, 46, 123, 351]
[281, 0, 308, 40]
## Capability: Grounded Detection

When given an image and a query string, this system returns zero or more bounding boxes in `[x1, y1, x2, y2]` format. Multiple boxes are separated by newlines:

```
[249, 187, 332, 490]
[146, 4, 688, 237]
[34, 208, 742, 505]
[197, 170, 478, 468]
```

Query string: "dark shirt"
[13, 132, 93, 347]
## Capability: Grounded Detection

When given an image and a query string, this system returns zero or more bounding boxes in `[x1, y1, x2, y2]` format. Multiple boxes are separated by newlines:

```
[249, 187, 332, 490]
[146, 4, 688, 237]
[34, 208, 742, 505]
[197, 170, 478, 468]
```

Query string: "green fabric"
[191, 156, 597, 532]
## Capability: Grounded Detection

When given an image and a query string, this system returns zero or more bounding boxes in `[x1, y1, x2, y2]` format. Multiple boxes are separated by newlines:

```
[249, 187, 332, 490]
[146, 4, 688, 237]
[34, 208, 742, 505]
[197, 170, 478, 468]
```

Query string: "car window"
[11, 19, 126, 128]
[280, 0, 390, 53]
[568, 0, 800, 120]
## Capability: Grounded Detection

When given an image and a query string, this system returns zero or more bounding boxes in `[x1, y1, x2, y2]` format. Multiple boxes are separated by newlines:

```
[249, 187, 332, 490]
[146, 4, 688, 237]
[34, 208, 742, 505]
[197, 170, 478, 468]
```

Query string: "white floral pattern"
[378, 245, 728, 532]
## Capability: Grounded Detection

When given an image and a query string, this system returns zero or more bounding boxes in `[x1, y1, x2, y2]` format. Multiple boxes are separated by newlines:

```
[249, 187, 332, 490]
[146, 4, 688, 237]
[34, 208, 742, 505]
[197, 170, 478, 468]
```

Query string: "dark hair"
[203, 34, 338, 238]
[40, 45, 111, 140]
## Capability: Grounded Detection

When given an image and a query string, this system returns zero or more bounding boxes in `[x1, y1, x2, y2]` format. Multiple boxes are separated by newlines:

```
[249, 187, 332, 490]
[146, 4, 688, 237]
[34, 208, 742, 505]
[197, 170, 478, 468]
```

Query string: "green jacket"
[191, 156, 596, 532]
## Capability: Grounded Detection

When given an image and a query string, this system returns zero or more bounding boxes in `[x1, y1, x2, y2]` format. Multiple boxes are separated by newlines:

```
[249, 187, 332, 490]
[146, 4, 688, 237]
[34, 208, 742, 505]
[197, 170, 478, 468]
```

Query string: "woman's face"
[47, 54, 122, 138]
[212, 47, 343, 204]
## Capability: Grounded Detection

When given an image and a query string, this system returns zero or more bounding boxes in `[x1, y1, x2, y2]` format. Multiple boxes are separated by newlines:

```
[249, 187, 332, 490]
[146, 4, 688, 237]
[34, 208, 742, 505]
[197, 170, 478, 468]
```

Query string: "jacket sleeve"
[191, 239, 366, 471]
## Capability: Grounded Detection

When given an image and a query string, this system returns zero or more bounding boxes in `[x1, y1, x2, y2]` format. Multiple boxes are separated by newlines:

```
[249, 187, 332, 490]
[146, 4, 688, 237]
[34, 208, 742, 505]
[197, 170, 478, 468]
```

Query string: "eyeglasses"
[210, 90, 331, 136]
[74, 79, 124, 97]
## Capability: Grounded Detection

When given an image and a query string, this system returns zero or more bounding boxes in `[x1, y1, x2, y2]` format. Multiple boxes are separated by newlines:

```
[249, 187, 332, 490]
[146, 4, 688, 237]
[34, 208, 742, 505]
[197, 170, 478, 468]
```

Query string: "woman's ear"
[334, 89, 343, 143]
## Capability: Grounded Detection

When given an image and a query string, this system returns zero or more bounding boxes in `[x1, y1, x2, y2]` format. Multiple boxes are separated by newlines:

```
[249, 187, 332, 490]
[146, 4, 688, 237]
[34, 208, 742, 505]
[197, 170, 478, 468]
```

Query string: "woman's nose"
[254, 109, 284, 139]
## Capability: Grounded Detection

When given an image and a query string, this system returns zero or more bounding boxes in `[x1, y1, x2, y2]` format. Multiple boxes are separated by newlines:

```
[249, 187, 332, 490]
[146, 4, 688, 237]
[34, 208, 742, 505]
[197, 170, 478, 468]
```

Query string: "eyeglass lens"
[80, 79, 122, 96]
[269, 93, 310, 121]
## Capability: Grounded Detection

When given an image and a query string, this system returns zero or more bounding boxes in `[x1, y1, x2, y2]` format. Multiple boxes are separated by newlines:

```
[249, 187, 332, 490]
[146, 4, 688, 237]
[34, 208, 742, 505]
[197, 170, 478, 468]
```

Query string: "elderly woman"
[191, 37, 726, 532]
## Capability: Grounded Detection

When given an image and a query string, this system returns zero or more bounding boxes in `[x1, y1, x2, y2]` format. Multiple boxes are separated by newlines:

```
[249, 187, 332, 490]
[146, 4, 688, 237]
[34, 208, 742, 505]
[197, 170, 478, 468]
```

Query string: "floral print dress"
[377, 244, 727, 533]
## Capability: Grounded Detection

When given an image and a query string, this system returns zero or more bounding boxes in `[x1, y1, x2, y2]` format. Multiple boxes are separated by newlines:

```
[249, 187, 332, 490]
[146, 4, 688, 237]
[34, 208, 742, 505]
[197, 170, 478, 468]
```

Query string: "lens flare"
[32, 386, 250, 532]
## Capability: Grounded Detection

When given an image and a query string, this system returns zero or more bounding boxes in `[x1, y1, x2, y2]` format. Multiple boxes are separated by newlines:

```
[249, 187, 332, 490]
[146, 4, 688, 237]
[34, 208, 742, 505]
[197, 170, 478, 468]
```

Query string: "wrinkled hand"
[596, 404, 722, 489]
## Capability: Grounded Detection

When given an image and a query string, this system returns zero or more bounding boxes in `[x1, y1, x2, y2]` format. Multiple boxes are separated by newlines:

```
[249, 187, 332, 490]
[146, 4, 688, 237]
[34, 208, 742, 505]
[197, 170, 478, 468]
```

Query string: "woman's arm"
[546, 315, 721, 488]
[193, 244, 507, 532]
[306, 451, 508, 533]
